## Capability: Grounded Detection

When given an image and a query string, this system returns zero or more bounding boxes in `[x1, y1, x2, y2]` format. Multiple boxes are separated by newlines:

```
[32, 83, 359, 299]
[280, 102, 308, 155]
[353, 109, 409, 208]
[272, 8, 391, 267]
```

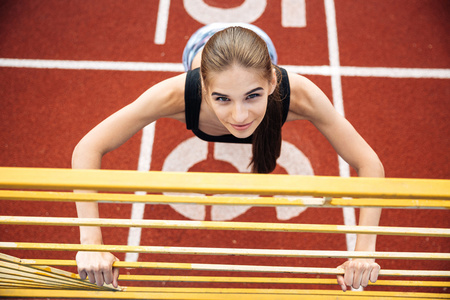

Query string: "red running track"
[0, 0, 449, 297]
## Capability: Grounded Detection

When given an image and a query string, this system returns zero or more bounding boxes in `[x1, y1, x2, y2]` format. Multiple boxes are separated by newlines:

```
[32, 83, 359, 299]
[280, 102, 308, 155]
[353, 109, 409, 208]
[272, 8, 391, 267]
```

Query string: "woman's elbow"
[357, 155, 385, 178]
[71, 139, 103, 170]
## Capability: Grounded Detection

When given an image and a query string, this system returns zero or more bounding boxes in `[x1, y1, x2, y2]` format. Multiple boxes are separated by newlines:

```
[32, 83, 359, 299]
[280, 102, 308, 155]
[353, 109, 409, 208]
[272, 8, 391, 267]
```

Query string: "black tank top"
[184, 67, 291, 144]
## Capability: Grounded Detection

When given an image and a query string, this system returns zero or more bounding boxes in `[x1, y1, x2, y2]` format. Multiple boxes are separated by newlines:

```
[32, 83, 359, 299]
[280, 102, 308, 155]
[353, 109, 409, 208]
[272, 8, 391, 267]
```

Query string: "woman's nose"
[231, 103, 248, 123]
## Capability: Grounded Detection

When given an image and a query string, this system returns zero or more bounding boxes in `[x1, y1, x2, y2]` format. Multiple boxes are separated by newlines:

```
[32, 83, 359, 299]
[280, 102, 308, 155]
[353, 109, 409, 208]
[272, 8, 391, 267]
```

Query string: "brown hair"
[200, 26, 282, 173]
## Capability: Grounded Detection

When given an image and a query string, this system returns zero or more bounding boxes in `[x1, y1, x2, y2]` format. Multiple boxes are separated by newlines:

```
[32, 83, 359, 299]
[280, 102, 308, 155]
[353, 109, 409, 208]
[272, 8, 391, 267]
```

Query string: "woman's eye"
[246, 93, 260, 100]
[216, 97, 230, 102]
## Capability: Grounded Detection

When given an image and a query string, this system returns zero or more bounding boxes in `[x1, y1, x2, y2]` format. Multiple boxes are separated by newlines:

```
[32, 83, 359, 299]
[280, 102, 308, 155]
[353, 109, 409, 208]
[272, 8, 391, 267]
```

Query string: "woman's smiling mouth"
[231, 122, 253, 131]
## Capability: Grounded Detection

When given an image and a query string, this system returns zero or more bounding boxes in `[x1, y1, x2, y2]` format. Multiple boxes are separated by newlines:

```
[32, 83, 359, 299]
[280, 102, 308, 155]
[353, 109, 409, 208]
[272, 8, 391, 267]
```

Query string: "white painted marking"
[212, 143, 256, 221]
[1, 58, 449, 79]
[161, 138, 313, 221]
[340, 66, 450, 78]
[125, 197, 146, 263]
[213, 143, 253, 173]
[125, 123, 156, 262]
[282, 0, 306, 28]
[162, 137, 208, 221]
[342, 206, 357, 250]
[0, 58, 185, 72]
[273, 141, 314, 220]
[324, 0, 344, 116]
[284, 65, 450, 79]
[183, 0, 266, 24]
[324, 1, 358, 288]
[155, 0, 171, 45]
[338, 156, 350, 178]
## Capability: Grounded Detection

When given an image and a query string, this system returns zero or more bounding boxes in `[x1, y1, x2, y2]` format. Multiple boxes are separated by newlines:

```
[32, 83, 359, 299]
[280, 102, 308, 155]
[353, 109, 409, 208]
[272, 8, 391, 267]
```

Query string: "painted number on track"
[155, 0, 307, 44]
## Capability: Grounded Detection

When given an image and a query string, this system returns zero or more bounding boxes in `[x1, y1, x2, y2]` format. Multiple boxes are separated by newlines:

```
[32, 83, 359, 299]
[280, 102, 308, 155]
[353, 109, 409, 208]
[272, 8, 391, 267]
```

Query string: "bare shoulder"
[132, 72, 187, 122]
[286, 71, 332, 123]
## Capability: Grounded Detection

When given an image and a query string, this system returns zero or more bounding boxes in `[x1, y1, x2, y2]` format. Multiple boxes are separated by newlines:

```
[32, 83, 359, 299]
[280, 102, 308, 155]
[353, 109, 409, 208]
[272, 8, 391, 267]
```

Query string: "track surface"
[0, 0, 449, 297]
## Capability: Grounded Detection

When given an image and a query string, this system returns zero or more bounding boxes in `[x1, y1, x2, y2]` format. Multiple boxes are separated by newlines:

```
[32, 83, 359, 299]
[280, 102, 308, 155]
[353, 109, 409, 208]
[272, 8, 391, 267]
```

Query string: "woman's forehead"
[206, 66, 269, 89]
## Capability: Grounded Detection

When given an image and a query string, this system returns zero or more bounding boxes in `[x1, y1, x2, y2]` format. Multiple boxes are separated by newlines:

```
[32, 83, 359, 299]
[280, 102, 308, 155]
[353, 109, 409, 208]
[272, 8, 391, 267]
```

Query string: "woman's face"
[205, 65, 276, 138]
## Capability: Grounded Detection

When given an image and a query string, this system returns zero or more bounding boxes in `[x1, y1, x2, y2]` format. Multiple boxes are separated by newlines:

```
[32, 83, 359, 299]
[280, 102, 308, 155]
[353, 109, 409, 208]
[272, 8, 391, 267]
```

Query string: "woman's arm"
[287, 72, 384, 291]
[72, 73, 186, 287]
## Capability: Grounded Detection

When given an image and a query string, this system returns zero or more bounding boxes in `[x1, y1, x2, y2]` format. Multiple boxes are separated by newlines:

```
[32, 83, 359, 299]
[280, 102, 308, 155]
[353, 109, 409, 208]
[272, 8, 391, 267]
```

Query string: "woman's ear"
[200, 77, 208, 95]
[269, 68, 277, 95]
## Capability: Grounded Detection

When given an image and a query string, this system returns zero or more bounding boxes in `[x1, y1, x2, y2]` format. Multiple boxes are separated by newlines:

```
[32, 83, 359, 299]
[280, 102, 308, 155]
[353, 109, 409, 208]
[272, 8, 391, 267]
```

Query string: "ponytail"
[250, 67, 283, 173]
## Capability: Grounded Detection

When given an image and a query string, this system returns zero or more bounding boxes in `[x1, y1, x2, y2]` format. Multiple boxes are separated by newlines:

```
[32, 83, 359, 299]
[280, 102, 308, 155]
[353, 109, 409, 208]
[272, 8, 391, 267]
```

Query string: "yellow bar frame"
[0, 167, 449, 299]
[1, 190, 449, 209]
[2, 242, 449, 260]
[0, 167, 449, 199]
[1, 216, 449, 237]
[1, 288, 450, 299]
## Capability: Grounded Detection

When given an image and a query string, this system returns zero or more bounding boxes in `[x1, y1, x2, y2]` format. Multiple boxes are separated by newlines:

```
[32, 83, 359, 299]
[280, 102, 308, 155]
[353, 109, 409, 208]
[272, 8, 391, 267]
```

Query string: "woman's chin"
[228, 126, 257, 139]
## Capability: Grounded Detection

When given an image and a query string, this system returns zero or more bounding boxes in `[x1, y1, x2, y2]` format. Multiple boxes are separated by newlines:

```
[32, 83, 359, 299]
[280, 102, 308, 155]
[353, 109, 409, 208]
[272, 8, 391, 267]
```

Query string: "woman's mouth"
[231, 122, 253, 131]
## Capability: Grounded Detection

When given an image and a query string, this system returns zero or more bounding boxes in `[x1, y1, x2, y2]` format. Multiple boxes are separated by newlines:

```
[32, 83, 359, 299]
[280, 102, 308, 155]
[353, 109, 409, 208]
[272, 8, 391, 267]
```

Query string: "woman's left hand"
[336, 259, 380, 291]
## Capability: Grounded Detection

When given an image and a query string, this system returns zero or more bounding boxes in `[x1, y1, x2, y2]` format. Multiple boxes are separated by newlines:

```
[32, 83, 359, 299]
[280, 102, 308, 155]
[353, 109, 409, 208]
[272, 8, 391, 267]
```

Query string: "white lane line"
[340, 66, 450, 78]
[154, 0, 171, 45]
[125, 123, 156, 263]
[284, 65, 450, 79]
[1, 58, 449, 79]
[0, 58, 185, 72]
[324, 2, 360, 291]
[324, 0, 344, 115]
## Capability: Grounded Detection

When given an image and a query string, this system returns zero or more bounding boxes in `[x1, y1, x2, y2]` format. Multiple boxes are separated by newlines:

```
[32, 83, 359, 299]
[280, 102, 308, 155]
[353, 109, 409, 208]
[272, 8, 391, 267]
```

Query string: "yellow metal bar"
[1, 216, 449, 237]
[2, 253, 448, 294]
[11, 273, 444, 290]
[17, 259, 450, 277]
[0, 259, 116, 291]
[0, 288, 449, 299]
[1, 190, 448, 209]
[0, 274, 62, 289]
[0, 271, 78, 290]
[1, 167, 449, 199]
[3, 242, 449, 260]
[109, 275, 450, 287]
[330, 197, 450, 209]
[0, 262, 88, 290]
[0, 190, 326, 206]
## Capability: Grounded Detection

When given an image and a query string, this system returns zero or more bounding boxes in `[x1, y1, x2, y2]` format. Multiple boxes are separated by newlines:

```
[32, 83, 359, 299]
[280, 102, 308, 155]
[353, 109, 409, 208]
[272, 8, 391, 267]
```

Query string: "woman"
[73, 23, 384, 291]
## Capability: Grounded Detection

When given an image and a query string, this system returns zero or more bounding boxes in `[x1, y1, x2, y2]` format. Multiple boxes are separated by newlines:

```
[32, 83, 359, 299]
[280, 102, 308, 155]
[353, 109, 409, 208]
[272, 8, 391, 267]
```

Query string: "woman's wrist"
[79, 226, 103, 245]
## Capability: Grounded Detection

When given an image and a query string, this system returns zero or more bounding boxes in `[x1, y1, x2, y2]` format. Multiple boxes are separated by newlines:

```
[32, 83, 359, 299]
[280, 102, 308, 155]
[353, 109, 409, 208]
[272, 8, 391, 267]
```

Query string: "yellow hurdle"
[1, 190, 449, 208]
[0, 167, 449, 299]
[2, 242, 450, 260]
[0, 167, 449, 198]
[2, 288, 450, 300]
[1, 216, 449, 237]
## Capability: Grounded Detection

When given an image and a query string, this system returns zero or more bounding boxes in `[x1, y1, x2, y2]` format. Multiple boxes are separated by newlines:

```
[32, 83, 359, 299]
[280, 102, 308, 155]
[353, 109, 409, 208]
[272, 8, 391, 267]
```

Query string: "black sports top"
[184, 67, 291, 144]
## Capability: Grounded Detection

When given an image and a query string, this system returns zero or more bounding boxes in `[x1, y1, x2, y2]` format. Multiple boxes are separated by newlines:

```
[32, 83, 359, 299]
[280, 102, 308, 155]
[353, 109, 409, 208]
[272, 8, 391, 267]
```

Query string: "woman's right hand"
[76, 251, 119, 288]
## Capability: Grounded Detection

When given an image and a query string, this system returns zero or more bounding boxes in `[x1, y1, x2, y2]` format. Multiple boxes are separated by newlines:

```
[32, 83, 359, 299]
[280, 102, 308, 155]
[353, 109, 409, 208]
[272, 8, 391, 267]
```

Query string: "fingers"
[344, 262, 355, 288]
[360, 262, 372, 287]
[337, 260, 380, 291]
[78, 269, 87, 280]
[76, 252, 120, 287]
[86, 270, 96, 284]
[370, 262, 381, 283]
[336, 274, 347, 292]
[94, 269, 105, 287]
[82, 265, 107, 286]
[102, 268, 113, 286]
[103, 257, 120, 287]
[112, 265, 120, 288]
